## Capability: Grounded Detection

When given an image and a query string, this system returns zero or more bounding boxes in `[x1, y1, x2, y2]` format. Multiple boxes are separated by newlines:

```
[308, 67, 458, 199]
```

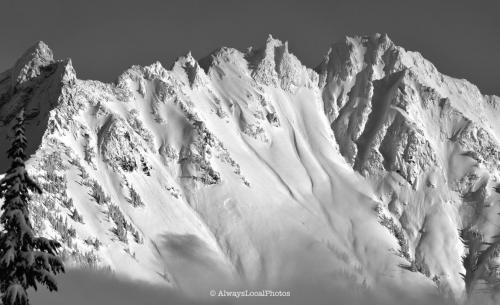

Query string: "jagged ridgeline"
[0, 34, 499, 303]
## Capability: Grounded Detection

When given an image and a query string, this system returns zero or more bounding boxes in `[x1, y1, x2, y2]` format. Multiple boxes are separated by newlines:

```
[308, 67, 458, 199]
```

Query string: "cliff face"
[1, 34, 499, 303]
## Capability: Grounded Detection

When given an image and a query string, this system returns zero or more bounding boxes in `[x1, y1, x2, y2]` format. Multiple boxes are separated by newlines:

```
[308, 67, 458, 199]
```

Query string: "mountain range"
[1, 33, 499, 304]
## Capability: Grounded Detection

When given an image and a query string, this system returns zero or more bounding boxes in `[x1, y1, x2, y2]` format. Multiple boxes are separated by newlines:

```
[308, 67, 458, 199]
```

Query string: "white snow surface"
[1, 33, 500, 304]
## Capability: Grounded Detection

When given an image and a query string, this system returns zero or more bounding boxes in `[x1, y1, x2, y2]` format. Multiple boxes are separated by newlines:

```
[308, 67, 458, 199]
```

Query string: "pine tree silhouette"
[0, 109, 64, 305]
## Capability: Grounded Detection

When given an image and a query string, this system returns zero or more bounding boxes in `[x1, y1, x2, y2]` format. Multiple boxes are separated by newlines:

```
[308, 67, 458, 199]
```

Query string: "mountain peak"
[11, 41, 55, 88]
[24, 40, 54, 60]
[265, 34, 286, 48]
[171, 52, 209, 88]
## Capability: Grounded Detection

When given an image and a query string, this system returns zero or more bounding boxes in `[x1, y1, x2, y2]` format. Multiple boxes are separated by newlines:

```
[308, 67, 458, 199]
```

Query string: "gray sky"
[1, 0, 498, 95]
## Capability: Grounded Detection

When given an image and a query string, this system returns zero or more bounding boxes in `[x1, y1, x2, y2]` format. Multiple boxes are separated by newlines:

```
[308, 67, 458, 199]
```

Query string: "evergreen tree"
[0, 109, 64, 305]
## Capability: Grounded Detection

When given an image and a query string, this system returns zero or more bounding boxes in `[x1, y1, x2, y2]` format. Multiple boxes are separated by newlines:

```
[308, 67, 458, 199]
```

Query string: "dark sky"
[1, 0, 498, 95]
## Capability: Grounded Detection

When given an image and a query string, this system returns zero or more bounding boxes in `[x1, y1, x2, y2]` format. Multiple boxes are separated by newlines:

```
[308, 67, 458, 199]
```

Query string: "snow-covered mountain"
[1, 33, 499, 304]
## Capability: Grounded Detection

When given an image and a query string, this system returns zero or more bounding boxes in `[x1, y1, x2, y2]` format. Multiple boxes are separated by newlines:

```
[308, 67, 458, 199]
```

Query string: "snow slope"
[1, 34, 499, 304]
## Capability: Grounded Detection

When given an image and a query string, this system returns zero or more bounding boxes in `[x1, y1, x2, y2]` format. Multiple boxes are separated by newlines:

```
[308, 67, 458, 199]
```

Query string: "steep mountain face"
[1, 34, 499, 303]
[317, 34, 500, 301]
